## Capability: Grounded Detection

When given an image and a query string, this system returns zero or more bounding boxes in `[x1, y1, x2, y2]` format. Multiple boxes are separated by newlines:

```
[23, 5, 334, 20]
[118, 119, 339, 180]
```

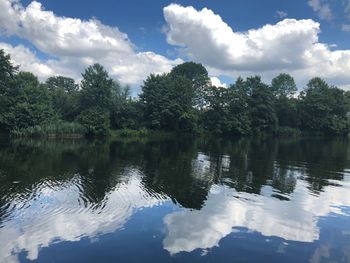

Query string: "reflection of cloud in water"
[191, 153, 211, 180]
[163, 175, 350, 254]
[0, 170, 168, 263]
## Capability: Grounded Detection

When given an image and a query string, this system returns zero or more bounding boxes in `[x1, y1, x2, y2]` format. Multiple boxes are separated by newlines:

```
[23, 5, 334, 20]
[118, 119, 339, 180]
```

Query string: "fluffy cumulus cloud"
[1, 0, 350, 90]
[163, 4, 350, 89]
[0, 43, 55, 78]
[0, 0, 181, 88]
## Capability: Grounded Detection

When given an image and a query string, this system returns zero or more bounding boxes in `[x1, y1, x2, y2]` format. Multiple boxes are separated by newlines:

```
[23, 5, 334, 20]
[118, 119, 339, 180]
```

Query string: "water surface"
[1, 137, 350, 263]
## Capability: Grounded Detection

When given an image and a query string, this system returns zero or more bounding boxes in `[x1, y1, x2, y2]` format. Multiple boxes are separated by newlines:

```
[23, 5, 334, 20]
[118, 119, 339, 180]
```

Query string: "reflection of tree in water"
[74, 140, 125, 205]
[0, 139, 131, 225]
[0, 136, 349, 222]
[196, 137, 349, 199]
[277, 137, 349, 194]
[271, 167, 297, 197]
[196, 138, 278, 195]
[140, 138, 211, 209]
[0, 139, 81, 226]
[0, 139, 84, 202]
[247, 138, 278, 193]
[198, 138, 251, 191]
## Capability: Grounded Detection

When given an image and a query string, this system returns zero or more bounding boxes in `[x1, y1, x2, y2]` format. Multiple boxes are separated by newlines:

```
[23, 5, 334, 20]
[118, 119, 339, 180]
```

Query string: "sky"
[0, 0, 350, 94]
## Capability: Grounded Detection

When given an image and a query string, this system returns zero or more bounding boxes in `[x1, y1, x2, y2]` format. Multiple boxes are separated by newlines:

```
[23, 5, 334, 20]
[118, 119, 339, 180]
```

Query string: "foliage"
[170, 62, 210, 109]
[110, 82, 144, 130]
[11, 121, 86, 138]
[202, 84, 251, 135]
[275, 96, 300, 128]
[140, 73, 196, 132]
[249, 76, 278, 133]
[0, 49, 349, 138]
[80, 63, 113, 111]
[0, 50, 19, 130]
[77, 107, 110, 136]
[271, 73, 297, 98]
[11, 72, 54, 129]
[46, 76, 80, 121]
[299, 77, 349, 134]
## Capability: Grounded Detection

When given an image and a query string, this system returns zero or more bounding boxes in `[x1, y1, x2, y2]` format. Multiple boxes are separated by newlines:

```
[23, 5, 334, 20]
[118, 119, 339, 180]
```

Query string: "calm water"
[1, 137, 350, 263]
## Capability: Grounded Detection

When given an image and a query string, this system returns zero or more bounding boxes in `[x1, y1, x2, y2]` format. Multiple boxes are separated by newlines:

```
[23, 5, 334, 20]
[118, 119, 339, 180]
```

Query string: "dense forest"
[0, 49, 349, 138]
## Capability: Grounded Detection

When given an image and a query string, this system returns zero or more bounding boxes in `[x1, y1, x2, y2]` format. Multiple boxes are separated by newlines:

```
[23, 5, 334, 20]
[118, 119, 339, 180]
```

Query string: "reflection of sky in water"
[164, 180, 349, 254]
[1, 150, 350, 262]
[0, 170, 169, 263]
[164, 154, 350, 254]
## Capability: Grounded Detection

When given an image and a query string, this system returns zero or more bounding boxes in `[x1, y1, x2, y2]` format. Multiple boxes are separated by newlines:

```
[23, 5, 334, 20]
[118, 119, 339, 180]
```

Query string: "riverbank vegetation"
[1, 49, 350, 138]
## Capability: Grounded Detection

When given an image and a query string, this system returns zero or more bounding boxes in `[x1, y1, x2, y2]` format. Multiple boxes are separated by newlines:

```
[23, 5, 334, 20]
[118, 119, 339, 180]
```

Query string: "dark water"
[1, 137, 350, 263]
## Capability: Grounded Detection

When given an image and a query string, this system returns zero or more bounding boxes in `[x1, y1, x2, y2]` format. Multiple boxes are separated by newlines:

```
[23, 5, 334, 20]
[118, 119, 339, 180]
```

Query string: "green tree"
[271, 73, 297, 98]
[109, 81, 142, 129]
[110, 81, 144, 130]
[80, 63, 113, 111]
[46, 76, 80, 121]
[140, 73, 195, 131]
[78, 64, 113, 135]
[271, 73, 300, 128]
[170, 62, 210, 109]
[227, 80, 251, 135]
[299, 77, 349, 134]
[249, 76, 277, 133]
[275, 97, 300, 128]
[12, 72, 54, 129]
[46, 75, 78, 93]
[77, 107, 110, 136]
[0, 49, 19, 130]
[201, 86, 228, 134]
[115, 99, 144, 130]
[202, 78, 251, 135]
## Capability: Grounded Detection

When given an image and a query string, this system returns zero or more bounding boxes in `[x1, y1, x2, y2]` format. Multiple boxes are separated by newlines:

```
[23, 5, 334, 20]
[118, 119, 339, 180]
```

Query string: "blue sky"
[18, 0, 350, 53]
[0, 0, 349, 92]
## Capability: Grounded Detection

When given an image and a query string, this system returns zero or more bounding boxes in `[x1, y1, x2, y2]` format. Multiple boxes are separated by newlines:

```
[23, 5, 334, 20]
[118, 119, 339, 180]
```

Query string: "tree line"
[0, 49, 349, 137]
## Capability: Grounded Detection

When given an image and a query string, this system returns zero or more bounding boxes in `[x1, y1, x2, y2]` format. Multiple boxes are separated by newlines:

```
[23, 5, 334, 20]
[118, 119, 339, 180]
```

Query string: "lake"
[1, 137, 350, 263]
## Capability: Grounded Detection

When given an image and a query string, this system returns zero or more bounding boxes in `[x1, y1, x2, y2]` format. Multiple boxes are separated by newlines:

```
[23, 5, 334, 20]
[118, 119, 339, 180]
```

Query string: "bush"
[118, 128, 149, 138]
[325, 116, 349, 135]
[77, 107, 110, 136]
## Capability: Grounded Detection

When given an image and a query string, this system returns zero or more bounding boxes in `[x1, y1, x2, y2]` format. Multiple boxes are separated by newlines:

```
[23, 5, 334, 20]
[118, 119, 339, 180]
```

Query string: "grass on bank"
[110, 128, 176, 142]
[10, 120, 342, 141]
[11, 121, 87, 138]
[275, 126, 302, 137]
[10, 121, 176, 142]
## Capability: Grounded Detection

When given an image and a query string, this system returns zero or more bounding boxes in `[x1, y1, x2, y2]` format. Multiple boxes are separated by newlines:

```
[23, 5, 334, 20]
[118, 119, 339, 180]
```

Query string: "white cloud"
[0, 1, 133, 57]
[346, 0, 350, 20]
[0, 43, 55, 78]
[163, 4, 350, 89]
[210, 77, 227, 88]
[1, 0, 350, 91]
[343, 24, 350, 32]
[308, 0, 333, 21]
[0, 0, 181, 90]
[276, 10, 288, 19]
